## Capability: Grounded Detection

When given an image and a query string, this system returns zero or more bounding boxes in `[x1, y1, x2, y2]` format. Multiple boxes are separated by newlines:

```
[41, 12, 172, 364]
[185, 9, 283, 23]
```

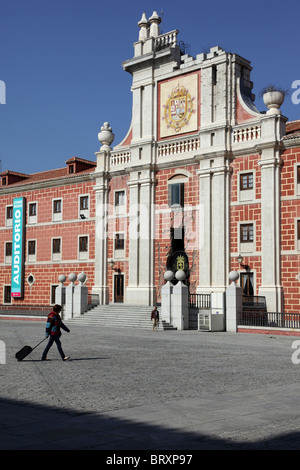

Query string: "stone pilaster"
[126, 168, 156, 305]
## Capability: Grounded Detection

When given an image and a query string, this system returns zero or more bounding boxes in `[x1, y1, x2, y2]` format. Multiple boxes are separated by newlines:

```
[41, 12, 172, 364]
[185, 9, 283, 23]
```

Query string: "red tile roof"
[0, 157, 96, 188]
[285, 120, 300, 139]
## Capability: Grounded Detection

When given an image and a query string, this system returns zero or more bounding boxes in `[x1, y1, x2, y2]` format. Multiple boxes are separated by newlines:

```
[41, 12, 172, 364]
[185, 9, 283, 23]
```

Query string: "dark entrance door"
[114, 274, 124, 303]
[240, 272, 254, 296]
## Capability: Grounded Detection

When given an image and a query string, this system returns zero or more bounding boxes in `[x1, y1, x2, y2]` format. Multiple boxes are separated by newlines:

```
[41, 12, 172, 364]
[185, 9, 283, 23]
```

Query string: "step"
[67, 304, 177, 330]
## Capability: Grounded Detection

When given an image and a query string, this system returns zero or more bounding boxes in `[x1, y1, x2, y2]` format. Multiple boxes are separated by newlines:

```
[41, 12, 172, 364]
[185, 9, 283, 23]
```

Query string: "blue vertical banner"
[11, 197, 26, 298]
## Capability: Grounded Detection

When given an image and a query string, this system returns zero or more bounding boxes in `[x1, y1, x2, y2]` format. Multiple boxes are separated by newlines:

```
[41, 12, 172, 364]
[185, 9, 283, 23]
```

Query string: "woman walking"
[41, 304, 70, 361]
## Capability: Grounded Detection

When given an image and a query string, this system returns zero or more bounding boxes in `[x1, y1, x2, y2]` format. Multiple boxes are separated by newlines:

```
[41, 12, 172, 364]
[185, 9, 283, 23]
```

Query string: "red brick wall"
[230, 154, 262, 294]
[155, 165, 199, 300]
[281, 147, 300, 312]
[107, 175, 129, 303]
[0, 180, 96, 306]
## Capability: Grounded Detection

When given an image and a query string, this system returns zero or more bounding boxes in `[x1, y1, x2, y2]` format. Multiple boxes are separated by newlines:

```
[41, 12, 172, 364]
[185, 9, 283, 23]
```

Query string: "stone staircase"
[66, 304, 177, 330]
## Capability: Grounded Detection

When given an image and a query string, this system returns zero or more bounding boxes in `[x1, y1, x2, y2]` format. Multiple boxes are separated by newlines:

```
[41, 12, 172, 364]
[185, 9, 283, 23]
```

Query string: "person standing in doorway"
[41, 304, 70, 361]
[151, 306, 159, 331]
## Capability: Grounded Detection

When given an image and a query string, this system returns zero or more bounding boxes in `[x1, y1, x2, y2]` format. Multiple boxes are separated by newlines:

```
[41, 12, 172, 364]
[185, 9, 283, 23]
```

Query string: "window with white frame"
[6, 205, 13, 227]
[78, 235, 89, 260]
[27, 240, 36, 262]
[114, 190, 126, 216]
[297, 219, 300, 250]
[239, 222, 254, 253]
[168, 182, 184, 208]
[239, 171, 254, 202]
[79, 195, 89, 219]
[296, 165, 300, 196]
[28, 202, 37, 224]
[114, 232, 125, 259]
[5, 242, 12, 264]
[53, 199, 62, 221]
[52, 238, 61, 261]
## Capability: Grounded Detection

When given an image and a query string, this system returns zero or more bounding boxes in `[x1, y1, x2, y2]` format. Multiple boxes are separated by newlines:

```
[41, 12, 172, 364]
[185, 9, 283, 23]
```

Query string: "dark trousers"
[42, 335, 65, 360]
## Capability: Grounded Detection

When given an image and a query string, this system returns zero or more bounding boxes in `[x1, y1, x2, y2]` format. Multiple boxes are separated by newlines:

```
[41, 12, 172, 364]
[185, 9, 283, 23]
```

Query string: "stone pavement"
[1, 319, 300, 451]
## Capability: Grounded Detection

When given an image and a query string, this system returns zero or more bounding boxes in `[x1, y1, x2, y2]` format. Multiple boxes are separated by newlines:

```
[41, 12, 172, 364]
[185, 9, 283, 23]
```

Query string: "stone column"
[172, 270, 189, 330]
[226, 271, 242, 332]
[55, 274, 66, 308]
[161, 271, 174, 323]
[258, 114, 286, 312]
[64, 273, 77, 320]
[93, 122, 114, 304]
[73, 273, 88, 316]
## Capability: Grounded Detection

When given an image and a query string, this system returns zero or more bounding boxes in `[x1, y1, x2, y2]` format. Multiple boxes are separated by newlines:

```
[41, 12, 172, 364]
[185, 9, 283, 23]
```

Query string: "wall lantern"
[110, 260, 115, 269]
[237, 254, 243, 265]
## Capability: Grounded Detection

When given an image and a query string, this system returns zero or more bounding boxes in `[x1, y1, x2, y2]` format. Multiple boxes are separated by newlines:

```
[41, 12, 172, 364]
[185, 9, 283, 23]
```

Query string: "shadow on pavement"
[1, 396, 300, 450]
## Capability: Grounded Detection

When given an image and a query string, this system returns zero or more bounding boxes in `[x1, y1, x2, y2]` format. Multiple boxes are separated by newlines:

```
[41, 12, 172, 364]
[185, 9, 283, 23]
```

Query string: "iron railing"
[239, 311, 300, 329]
[242, 295, 266, 309]
[189, 294, 211, 309]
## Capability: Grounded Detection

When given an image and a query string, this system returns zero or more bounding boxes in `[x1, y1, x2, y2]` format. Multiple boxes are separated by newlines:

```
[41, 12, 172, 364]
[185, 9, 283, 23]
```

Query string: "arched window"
[167, 174, 188, 208]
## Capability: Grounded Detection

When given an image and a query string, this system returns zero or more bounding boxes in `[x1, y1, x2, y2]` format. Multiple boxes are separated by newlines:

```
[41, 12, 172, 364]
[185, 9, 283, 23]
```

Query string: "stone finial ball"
[164, 270, 175, 281]
[175, 270, 186, 281]
[78, 272, 86, 283]
[229, 271, 239, 282]
[68, 272, 77, 283]
[58, 274, 66, 283]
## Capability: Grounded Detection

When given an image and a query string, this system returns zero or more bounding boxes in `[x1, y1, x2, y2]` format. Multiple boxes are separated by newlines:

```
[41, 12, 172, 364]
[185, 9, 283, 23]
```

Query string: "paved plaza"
[1, 318, 300, 451]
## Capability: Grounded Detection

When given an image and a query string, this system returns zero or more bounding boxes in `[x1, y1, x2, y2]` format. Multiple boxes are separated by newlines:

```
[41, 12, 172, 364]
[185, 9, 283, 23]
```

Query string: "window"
[240, 224, 254, 243]
[80, 196, 89, 210]
[28, 202, 37, 224]
[79, 236, 88, 252]
[115, 233, 124, 250]
[29, 203, 36, 216]
[115, 191, 125, 206]
[6, 206, 13, 219]
[114, 190, 126, 216]
[6, 206, 13, 226]
[52, 238, 61, 261]
[240, 173, 253, 190]
[53, 199, 62, 221]
[51, 285, 58, 304]
[297, 220, 300, 240]
[240, 272, 254, 296]
[53, 200, 61, 213]
[28, 240, 36, 255]
[4, 285, 11, 304]
[5, 242, 12, 264]
[79, 195, 89, 219]
[297, 220, 300, 250]
[52, 239, 61, 254]
[168, 182, 184, 208]
[79, 236, 88, 260]
[5, 242, 12, 257]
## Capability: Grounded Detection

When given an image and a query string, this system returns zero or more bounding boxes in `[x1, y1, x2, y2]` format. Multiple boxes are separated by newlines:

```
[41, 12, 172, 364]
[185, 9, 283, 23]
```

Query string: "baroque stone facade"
[1, 12, 300, 315]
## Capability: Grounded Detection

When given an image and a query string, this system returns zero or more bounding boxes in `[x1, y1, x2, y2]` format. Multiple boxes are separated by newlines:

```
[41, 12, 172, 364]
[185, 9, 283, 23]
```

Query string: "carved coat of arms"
[163, 83, 194, 133]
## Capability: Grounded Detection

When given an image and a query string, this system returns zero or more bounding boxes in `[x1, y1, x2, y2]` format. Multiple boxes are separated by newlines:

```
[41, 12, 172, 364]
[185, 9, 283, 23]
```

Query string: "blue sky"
[1, 0, 300, 175]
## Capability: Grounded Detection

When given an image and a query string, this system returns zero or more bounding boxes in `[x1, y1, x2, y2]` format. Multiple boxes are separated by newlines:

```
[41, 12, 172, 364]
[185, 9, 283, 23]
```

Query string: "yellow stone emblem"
[163, 83, 194, 133]
[176, 255, 185, 271]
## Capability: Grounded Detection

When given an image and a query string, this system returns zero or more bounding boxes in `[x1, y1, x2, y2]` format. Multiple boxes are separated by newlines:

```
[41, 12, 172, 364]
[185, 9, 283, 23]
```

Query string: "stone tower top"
[138, 11, 162, 41]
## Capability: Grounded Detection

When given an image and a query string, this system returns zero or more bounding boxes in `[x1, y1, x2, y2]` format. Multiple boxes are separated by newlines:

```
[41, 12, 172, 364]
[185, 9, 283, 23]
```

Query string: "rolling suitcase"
[15, 337, 47, 361]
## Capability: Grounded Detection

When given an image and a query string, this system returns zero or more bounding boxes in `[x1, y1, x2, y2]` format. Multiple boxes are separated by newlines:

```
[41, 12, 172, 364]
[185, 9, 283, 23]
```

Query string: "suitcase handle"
[32, 337, 47, 351]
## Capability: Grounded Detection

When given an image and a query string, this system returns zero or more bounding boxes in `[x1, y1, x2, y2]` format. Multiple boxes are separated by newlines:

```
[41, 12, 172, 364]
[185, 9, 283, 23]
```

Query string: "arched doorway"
[167, 250, 190, 286]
